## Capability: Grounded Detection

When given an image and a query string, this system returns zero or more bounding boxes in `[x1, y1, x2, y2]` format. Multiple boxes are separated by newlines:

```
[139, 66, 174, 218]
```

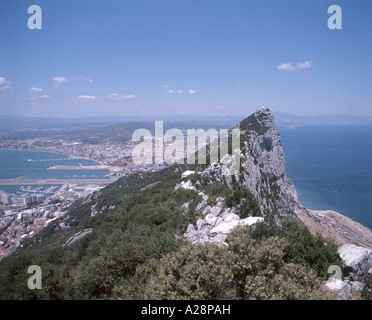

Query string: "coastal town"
[0, 183, 105, 261]
[0, 136, 150, 176]
[0, 125, 217, 260]
[0, 135, 168, 261]
[0, 128, 204, 176]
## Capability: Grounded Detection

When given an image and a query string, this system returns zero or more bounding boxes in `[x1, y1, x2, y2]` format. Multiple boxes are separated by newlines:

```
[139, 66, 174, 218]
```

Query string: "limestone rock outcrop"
[325, 278, 364, 300]
[183, 197, 263, 246]
[325, 244, 372, 299]
[201, 109, 306, 223]
[338, 244, 372, 282]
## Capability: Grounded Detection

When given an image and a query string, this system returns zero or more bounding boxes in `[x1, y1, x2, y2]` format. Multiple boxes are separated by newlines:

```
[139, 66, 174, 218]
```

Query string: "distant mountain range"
[0, 114, 242, 130]
[273, 112, 372, 127]
[0, 112, 371, 133]
[0, 115, 242, 142]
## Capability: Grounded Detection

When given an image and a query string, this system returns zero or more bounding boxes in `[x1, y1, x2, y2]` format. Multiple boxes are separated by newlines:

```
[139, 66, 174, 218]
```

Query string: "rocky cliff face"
[202, 108, 306, 222]
[204, 109, 372, 249]
[183, 109, 305, 244]
[236, 110, 306, 220]
[182, 109, 372, 299]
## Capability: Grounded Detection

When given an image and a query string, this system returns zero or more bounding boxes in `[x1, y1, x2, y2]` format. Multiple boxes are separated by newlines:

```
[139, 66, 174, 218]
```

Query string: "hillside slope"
[0, 109, 370, 300]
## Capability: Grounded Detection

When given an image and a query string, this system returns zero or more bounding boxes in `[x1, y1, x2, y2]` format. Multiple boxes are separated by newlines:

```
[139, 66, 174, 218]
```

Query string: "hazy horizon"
[1, 110, 372, 124]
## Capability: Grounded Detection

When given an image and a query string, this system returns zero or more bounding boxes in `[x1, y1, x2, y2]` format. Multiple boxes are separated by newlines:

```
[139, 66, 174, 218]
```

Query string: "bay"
[0, 149, 110, 194]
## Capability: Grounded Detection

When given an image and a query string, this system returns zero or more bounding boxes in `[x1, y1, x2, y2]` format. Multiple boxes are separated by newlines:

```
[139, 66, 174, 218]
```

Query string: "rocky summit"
[180, 108, 372, 299]
[202, 109, 305, 220]
[182, 108, 309, 244]
[181, 108, 300, 244]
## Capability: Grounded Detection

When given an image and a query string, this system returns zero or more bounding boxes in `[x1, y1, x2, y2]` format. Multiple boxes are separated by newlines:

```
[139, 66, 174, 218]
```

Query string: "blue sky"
[0, 0, 371, 118]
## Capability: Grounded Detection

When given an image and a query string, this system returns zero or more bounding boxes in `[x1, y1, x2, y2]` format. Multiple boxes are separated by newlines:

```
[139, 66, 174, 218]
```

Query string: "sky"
[0, 0, 371, 119]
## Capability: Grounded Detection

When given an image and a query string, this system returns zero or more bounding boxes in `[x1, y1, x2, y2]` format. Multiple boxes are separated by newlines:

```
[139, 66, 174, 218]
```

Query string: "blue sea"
[279, 125, 372, 230]
[0, 149, 109, 195]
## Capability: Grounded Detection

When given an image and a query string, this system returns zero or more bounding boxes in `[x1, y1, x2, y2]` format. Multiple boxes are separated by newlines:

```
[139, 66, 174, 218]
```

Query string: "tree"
[72, 224, 157, 299]
[115, 243, 235, 300]
[226, 225, 334, 300]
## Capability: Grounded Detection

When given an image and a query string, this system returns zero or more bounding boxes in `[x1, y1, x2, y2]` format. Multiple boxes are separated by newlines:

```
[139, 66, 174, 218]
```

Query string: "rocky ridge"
[182, 109, 372, 247]
[176, 180, 263, 245]
[181, 109, 302, 244]
[201, 109, 305, 221]
[180, 109, 372, 299]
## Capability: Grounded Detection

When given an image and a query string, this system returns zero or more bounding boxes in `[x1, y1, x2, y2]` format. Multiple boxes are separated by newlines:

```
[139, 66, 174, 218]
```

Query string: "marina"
[19, 185, 59, 193]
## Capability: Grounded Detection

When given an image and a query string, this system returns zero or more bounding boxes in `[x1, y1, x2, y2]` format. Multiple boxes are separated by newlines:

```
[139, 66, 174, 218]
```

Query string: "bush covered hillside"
[0, 162, 342, 300]
[0, 110, 349, 300]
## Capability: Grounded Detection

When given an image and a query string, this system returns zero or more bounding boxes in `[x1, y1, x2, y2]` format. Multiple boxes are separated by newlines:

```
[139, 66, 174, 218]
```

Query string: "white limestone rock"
[181, 202, 189, 214]
[223, 212, 240, 223]
[338, 244, 371, 268]
[211, 216, 263, 234]
[186, 224, 195, 233]
[325, 279, 364, 300]
[196, 218, 206, 231]
[201, 205, 211, 216]
[183, 198, 264, 246]
[200, 110, 305, 220]
[209, 206, 222, 217]
[175, 180, 196, 191]
[181, 170, 196, 178]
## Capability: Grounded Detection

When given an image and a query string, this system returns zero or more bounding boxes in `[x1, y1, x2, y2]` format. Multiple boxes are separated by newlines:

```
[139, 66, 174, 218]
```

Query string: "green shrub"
[283, 225, 342, 279]
[242, 216, 342, 279]
[362, 275, 372, 300]
[120, 244, 235, 300]
[225, 187, 261, 218]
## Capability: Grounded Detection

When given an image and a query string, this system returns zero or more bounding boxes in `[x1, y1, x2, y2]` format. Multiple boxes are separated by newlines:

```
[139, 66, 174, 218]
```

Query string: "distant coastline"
[0, 147, 107, 167]
[0, 149, 112, 186]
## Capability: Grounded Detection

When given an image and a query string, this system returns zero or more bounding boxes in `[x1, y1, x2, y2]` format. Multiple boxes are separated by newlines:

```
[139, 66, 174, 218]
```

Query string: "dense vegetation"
[362, 275, 372, 300]
[112, 220, 340, 300]
[0, 161, 343, 300]
[0, 164, 197, 299]
[239, 111, 271, 136]
[225, 187, 261, 218]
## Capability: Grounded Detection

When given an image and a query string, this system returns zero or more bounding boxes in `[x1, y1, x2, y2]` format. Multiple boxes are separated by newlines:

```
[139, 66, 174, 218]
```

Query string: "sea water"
[279, 125, 372, 230]
[0, 149, 109, 194]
